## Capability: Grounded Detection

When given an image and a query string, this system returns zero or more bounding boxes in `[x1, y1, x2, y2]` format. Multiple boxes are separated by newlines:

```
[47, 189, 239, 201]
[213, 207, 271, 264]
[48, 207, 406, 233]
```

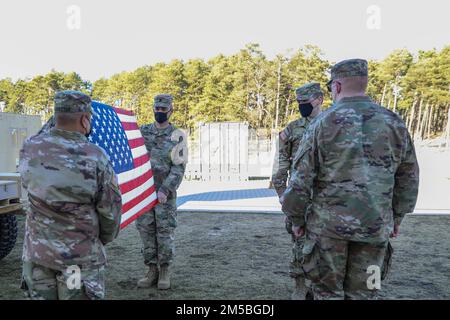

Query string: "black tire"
[0, 214, 18, 261]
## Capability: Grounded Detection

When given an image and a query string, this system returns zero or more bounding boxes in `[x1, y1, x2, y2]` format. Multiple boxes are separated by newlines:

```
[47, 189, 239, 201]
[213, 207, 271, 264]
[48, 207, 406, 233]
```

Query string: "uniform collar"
[150, 122, 173, 135]
[298, 117, 311, 127]
[50, 128, 87, 142]
[336, 96, 372, 105]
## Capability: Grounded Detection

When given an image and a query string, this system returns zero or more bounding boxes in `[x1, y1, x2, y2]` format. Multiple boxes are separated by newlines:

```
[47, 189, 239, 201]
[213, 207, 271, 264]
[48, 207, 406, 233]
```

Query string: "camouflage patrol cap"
[295, 83, 323, 102]
[330, 59, 368, 80]
[154, 94, 173, 109]
[54, 90, 94, 114]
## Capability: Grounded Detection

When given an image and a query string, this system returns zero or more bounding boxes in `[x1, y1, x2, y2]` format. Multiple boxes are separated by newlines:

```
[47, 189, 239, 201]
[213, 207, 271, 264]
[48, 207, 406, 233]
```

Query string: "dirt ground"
[1, 212, 449, 300]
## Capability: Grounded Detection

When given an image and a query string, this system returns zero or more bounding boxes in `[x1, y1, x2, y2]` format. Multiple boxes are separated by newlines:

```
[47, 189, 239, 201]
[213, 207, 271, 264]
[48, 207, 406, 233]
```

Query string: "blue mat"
[176, 188, 277, 207]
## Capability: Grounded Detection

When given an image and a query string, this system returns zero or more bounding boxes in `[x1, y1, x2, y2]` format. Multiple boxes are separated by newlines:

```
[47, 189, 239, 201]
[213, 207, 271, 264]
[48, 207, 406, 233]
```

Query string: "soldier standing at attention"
[18, 91, 122, 300]
[137, 94, 188, 290]
[271, 83, 323, 300]
[282, 59, 420, 299]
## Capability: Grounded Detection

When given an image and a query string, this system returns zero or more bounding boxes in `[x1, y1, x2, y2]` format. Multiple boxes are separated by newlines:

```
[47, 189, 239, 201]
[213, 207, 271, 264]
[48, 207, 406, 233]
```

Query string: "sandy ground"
[1, 212, 449, 300]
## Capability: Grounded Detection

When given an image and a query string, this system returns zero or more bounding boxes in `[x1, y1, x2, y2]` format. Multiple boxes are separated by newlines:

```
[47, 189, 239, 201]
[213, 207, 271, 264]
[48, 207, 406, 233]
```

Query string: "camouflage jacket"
[140, 123, 187, 199]
[282, 96, 420, 243]
[19, 128, 122, 271]
[272, 117, 312, 197]
[38, 115, 55, 135]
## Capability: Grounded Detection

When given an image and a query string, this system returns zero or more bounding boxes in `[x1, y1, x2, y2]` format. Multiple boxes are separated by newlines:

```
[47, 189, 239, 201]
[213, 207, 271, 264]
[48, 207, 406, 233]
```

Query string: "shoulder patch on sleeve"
[170, 129, 189, 165]
[280, 126, 291, 142]
[170, 128, 187, 143]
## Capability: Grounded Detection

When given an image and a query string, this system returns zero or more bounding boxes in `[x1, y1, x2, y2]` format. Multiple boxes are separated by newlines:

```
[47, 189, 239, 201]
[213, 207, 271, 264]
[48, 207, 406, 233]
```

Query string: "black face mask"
[154, 111, 169, 124]
[298, 103, 314, 118]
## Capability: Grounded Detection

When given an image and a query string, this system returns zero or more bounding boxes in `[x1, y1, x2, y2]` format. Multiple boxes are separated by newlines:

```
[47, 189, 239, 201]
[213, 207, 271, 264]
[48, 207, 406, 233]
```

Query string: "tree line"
[1, 43, 449, 139]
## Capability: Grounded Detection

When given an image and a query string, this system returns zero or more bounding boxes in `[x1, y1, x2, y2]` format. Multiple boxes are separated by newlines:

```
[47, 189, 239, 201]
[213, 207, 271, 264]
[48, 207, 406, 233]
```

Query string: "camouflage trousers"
[21, 261, 106, 300]
[289, 234, 305, 278]
[285, 216, 306, 278]
[285, 216, 312, 293]
[136, 198, 177, 266]
[302, 235, 388, 300]
[285, 216, 304, 277]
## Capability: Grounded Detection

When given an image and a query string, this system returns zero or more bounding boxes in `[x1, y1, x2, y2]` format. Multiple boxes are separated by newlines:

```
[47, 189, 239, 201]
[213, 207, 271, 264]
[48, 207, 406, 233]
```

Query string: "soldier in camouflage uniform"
[282, 59, 420, 299]
[136, 94, 188, 290]
[18, 91, 122, 300]
[271, 83, 324, 300]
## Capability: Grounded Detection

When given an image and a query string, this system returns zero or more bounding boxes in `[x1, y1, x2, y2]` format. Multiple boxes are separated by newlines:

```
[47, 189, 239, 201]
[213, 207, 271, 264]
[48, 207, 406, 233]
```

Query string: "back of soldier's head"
[340, 76, 368, 93]
[54, 90, 93, 127]
[54, 90, 92, 112]
[329, 59, 368, 96]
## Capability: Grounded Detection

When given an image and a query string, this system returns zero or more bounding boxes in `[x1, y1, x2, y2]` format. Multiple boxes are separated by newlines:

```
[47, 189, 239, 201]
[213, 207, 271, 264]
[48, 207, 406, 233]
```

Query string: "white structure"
[186, 122, 249, 181]
[0, 113, 42, 172]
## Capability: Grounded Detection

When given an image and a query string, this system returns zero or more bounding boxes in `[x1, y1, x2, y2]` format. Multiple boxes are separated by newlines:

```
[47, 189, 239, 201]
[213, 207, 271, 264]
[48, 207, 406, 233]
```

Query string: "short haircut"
[55, 113, 84, 126]
[339, 76, 368, 93]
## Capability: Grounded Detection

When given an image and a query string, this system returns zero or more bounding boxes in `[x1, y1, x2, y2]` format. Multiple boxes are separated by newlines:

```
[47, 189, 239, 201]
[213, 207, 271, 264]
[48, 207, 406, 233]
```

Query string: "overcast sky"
[0, 0, 448, 81]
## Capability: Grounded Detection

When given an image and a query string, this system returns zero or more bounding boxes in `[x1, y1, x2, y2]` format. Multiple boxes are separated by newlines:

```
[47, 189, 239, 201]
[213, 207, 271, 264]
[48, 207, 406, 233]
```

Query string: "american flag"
[88, 101, 157, 229]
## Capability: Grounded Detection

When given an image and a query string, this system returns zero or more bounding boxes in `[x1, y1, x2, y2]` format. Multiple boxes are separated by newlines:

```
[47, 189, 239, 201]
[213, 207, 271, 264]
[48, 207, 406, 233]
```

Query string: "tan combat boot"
[157, 264, 171, 290]
[291, 276, 307, 300]
[137, 264, 158, 288]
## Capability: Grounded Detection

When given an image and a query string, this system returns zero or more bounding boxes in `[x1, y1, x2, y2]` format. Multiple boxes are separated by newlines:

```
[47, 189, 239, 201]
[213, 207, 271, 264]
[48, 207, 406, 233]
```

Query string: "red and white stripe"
[114, 107, 158, 229]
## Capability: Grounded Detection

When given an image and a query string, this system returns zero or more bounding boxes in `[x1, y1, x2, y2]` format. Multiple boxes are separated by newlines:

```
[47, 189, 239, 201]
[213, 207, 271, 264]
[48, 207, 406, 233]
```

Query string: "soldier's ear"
[318, 95, 324, 105]
[81, 114, 90, 130]
[335, 81, 342, 94]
